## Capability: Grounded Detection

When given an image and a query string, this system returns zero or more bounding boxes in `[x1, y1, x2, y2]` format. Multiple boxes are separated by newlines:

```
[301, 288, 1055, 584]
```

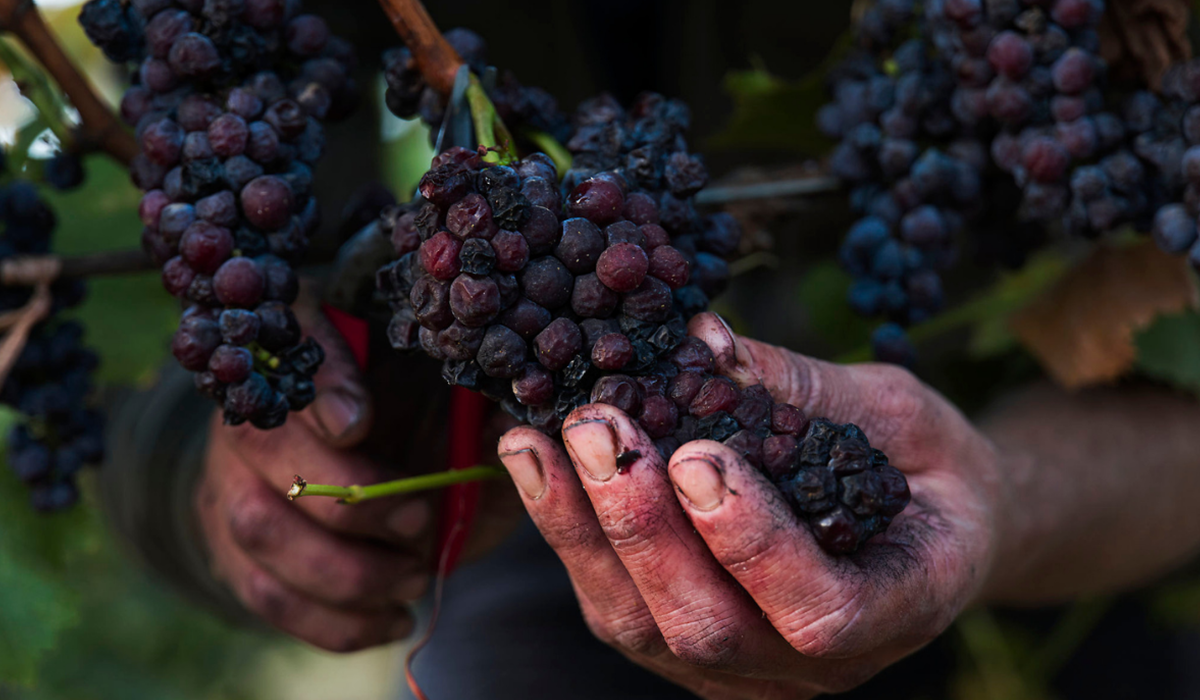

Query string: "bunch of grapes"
[819, 0, 1200, 364]
[382, 28, 571, 144]
[0, 178, 104, 512]
[818, 4, 978, 365]
[376, 141, 909, 553]
[80, 0, 357, 428]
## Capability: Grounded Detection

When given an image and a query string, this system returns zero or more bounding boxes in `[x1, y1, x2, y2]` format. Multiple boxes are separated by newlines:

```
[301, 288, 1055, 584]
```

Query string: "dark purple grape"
[219, 308, 261, 345]
[213, 256, 265, 307]
[209, 344, 254, 383]
[240, 175, 294, 231]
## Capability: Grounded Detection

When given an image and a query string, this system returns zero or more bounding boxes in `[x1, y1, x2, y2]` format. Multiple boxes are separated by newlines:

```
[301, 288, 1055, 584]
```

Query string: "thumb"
[686, 312, 881, 426]
[294, 305, 373, 448]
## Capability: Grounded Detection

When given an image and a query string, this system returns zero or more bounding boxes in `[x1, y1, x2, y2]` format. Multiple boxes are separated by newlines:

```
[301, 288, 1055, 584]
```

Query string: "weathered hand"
[195, 308, 430, 652]
[497, 312, 1003, 698]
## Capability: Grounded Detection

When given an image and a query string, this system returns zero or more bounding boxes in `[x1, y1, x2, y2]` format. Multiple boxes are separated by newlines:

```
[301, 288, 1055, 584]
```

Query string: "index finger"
[667, 438, 973, 660]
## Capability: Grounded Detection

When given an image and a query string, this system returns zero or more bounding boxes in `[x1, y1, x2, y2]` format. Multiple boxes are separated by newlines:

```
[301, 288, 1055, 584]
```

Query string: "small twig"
[287, 466, 508, 504]
[694, 176, 841, 206]
[374, 0, 463, 96]
[0, 0, 138, 165]
[0, 283, 52, 388]
[0, 249, 153, 286]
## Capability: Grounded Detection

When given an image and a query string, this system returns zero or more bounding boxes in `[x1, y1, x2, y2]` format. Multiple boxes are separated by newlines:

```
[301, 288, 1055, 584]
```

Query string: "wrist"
[972, 440, 1043, 606]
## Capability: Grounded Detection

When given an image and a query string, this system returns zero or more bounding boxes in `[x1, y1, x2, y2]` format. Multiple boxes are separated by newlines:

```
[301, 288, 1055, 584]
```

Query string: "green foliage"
[1134, 310, 1200, 394]
[796, 261, 874, 353]
[40, 156, 179, 385]
[0, 548, 78, 688]
[832, 250, 1070, 364]
[706, 61, 831, 155]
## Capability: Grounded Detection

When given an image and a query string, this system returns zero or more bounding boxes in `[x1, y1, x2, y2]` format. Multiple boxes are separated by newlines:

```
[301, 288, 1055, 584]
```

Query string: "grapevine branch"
[0, 282, 50, 388]
[0, 249, 154, 285]
[0, 0, 138, 165]
[374, 0, 462, 96]
[286, 466, 508, 504]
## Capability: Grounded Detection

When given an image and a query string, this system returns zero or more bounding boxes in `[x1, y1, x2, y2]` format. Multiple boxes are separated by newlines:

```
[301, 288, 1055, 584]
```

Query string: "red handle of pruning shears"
[322, 303, 484, 574]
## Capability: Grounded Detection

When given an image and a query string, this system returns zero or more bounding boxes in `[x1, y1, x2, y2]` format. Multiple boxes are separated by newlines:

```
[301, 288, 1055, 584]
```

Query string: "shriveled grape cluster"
[80, 0, 356, 427]
[383, 28, 571, 144]
[0, 178, 103, 512]
[376, 140, 909, 552]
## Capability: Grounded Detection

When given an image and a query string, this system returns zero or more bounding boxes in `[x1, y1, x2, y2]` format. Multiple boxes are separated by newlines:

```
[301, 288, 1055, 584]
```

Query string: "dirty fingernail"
[716, 315, 752, 367]
[563, 420, 618, 482]
[500, 448, 546, 499]
[388, 499, 432, 539]
[672, 458, 726, 511]
[312, 388, 364, 441]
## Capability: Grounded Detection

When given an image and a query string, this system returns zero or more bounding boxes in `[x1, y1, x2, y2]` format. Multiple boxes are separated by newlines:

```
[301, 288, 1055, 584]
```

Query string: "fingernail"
[672, 458, 726, 511]
[716, 315, 753, 367]
[499, 448, 546, 499]
[387, 500, 431, 539]
[393, 574, 430, 604]
[311, 388, 364, 441]
[563, 419, 617, 482]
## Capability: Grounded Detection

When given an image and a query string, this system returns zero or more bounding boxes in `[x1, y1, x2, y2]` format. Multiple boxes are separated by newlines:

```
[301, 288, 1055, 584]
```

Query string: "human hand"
[195, 305, 432, 652]
[497, 312, 1004, 698]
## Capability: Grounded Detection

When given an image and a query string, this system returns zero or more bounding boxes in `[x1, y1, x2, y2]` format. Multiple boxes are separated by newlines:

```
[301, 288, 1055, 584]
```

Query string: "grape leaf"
[1134, 310, 1200, 392]
[963, 251, 1072, 358]
[0, 543, 79, 687]
[1011, 240, 1198, 389]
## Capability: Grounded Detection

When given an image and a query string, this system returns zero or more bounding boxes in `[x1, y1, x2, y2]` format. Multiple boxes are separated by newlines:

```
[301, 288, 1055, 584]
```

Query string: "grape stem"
[520, 127, 573, 174]
[0, 0, 138, 165]
[374, 0, 463, 96]
[374, 0, 564, 166]
[465, 74, 516, 164]
[287, 466, 508, 504]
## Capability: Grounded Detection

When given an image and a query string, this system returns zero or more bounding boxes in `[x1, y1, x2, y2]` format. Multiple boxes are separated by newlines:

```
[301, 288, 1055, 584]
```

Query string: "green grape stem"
[287, 466, 508, 504]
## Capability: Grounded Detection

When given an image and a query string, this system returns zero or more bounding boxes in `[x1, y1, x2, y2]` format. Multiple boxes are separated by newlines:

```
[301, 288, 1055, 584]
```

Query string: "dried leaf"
[1011, 240, 1198, 388]
[1100, 0, 1191, 89]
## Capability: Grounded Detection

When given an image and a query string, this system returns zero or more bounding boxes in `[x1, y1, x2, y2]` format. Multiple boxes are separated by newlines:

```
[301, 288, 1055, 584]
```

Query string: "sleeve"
[96, 363, 256, 626]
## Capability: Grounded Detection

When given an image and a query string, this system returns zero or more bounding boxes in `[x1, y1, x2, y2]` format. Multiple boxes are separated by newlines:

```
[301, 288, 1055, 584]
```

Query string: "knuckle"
[599, 506, 668, 556]
[240, 568, 292, 625]
[710, 526, 782, 576]
[661, 617, 740, 669]
[542, 520, 598, 554]
[585, 612, 666, 657]
[317, 557, 378, 606]
[227, 491, 282, 553]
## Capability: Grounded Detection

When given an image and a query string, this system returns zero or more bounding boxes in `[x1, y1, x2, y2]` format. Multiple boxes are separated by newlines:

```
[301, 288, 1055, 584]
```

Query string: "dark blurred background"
[3, 1, 1200, 699]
